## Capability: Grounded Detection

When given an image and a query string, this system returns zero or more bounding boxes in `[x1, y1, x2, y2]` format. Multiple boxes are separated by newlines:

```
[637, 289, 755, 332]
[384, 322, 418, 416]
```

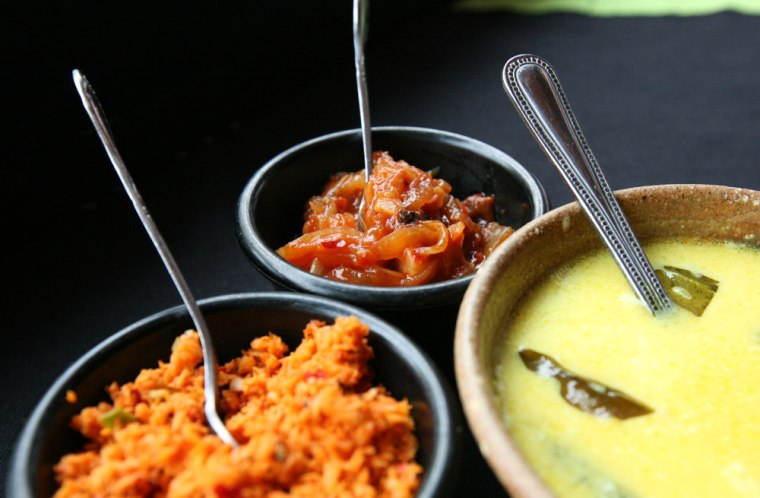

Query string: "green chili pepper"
[100, 407, 137, 429]
[520, 349, 653, 420]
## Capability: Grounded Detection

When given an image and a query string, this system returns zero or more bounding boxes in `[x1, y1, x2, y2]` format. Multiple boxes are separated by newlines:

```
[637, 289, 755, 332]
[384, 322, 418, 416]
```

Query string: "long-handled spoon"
[502, 55, 675, 316]
[72, 70, 239, 447]
[353, 0, 372, 231]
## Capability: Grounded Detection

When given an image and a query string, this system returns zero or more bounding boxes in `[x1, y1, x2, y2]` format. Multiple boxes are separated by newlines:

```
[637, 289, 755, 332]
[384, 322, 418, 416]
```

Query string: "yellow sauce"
[496, 239, 760, 498]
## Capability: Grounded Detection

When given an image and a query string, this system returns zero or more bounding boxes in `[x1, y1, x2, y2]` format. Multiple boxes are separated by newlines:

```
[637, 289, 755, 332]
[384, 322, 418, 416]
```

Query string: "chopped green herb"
[520, 349, 653, 420]
[100, 407, 137, 429]
[656, 266, 719, 316]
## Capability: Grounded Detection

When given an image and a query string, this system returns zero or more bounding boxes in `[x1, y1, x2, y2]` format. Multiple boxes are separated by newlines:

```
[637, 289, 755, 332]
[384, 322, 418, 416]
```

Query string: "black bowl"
[8, 293, 459, 498]
[236, 126, 549, 311]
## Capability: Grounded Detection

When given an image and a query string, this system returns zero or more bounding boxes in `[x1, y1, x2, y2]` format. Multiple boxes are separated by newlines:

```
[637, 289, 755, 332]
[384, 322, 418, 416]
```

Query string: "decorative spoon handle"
[72, 70, 239, 446]
[502, 54, 674, 316]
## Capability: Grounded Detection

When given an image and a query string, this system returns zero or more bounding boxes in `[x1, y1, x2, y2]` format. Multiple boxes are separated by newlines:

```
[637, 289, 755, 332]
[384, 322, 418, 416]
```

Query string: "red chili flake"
[303, 370, 329, 381]
[321, 238, 347, 249]
[213, 484, 237, 498]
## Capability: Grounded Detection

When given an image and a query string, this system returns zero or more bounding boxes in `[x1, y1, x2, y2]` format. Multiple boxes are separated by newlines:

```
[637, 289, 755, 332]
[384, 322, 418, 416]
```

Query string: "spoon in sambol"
[353, 0, 372, 231]
[502, 55, 675, 316]
[72, 70, 239, 447]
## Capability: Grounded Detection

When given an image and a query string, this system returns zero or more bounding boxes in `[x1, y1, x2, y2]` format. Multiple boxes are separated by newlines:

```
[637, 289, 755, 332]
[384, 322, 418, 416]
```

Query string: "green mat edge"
[452, 0, 760, 16]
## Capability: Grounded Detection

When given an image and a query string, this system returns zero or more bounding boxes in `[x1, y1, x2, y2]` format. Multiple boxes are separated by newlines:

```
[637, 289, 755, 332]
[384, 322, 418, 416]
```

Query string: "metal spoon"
[353, 0, 372, 231]
[502, 54, 675, 316]
[72, 70, 239, 447]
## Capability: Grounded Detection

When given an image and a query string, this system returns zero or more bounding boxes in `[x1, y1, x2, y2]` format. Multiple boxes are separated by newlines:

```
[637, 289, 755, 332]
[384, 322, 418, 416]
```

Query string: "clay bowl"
[9, 293, 460, 498]
[454, 184, 760, 497]
[235, 126, 548, 312]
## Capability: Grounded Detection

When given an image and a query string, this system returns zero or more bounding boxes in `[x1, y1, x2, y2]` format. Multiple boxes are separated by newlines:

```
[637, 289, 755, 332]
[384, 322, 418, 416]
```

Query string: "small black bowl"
[8, 293, 459, 498]
[236, 126, 549, 311]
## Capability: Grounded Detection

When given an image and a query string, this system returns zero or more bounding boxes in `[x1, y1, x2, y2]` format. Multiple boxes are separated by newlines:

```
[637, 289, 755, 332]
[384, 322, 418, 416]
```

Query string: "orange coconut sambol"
[277, 151, 514, 286]
[54, 316, 422, 497]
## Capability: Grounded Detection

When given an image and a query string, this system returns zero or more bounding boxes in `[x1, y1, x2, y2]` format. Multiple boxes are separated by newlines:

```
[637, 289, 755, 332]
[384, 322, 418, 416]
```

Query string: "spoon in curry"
[73, 70, 239, 447]
[353, 0, 372, 231]
[502, 55, 675, 316]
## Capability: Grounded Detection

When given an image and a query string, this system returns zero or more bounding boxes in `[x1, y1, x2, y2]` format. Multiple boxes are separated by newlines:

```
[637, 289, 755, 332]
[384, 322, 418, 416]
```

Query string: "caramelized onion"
[277, 151, 513, 286]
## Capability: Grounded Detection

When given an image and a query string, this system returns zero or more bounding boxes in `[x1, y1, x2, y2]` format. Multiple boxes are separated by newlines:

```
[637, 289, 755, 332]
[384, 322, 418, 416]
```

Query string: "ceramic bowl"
[8, 292, 459, 498]
[454, 184, 760, 497]
[236, 126, 548, 311]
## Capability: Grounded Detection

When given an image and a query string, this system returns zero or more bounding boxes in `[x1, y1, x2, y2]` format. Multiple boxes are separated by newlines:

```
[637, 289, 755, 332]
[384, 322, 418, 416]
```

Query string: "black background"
[4, 1, 760, 495]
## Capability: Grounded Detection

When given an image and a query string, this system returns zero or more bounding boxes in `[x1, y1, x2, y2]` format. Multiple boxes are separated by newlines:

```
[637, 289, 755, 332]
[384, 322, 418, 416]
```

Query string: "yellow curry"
[496, 239, 760, 498]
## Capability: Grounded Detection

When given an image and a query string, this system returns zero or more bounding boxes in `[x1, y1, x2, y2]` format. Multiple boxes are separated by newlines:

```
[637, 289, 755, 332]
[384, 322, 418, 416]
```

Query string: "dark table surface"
[4, 2, 760, 496]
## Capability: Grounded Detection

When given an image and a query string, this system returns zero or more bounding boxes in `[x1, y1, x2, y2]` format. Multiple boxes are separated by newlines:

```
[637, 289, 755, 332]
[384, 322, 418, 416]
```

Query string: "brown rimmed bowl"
[454, 184, 760, 498]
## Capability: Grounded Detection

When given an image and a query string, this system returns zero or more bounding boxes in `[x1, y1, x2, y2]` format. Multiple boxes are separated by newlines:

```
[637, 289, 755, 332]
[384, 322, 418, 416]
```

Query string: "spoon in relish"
[353, 0, 372, 231]
[73, 69, 239, 447]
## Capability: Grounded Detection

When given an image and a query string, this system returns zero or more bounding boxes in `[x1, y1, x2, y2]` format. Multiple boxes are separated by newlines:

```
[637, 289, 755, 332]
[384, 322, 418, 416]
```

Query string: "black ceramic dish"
[236, 126, 549, 311]
[8, 293, 459, 498]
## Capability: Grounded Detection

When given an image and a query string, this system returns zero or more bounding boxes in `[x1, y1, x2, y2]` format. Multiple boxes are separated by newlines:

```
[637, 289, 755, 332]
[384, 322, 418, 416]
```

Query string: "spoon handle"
[353, 0, 372, 230]
[72, 70, 238, 446]
[502, 55, 674, 316]
[354, 0, 372, 179]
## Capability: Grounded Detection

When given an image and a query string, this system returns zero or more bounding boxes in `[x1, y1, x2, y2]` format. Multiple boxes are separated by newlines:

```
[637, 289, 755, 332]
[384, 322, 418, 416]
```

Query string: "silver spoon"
[502, 55, 675, 316]
[353, 0, 372, 231]
[72, 70, 239, 447]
